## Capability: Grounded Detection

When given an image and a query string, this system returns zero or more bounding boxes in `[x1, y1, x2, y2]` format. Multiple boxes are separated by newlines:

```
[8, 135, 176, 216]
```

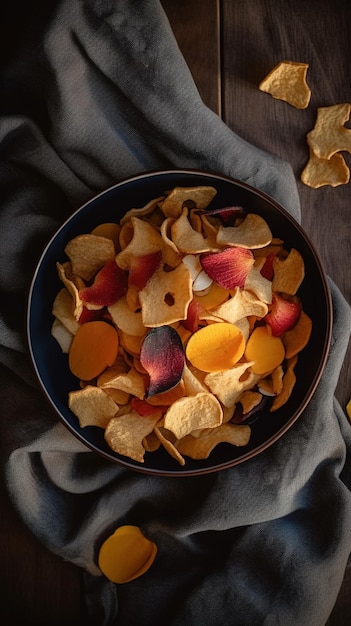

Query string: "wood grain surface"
[1, 1, 350, 623]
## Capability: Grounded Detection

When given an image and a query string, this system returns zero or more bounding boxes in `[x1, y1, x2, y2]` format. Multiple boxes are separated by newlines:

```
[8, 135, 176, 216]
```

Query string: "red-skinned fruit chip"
[140, 325, 185, 398]
[128, 251, 162, 291]
[260, 253, 275, 281]
[79, 306, 106, 324]
[200, 247, 254, 289]
[265, 294, 301, 337]
[80, 260, 128, 306]
[183, 298, 203, 333]
[196, 206, 246, 225]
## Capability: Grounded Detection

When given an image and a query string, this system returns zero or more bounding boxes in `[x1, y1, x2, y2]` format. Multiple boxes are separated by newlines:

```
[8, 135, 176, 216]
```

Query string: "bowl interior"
[27, 170, 332, 476]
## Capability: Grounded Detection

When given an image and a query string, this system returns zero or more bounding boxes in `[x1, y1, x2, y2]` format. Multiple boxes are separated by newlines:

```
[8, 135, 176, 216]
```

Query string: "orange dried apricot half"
[98, 525, 157, 584]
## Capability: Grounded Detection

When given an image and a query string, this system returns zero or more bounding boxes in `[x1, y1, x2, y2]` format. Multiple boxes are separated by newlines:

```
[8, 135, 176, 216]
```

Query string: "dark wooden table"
[1, 1, 350, 623]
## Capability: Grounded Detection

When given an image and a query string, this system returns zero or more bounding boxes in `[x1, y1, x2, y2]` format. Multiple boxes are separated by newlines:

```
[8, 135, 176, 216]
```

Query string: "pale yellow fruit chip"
[51, 318, 73, 353]
[52, 288, 80, 335]
[108, 297, 147, 336]
[216, 213, 272, 249]
[163, 392, 222, 439]
[206, 288, 268, 325]
[244, 259, 273, 304]
[182, 363, 208, 396]
[204, 361, 259, 407]
[119, 196, 165, 225]
[139, 263, 193, 327]
[116, 217, 163, 269]
[160, 186, 217, 219]
[238, 390, 263, 415]
[176, 423, 251, 459]
[98, 366, 146, 400]
[56, 261, 85, 320]
[142, 431, 161, 453]
[64, 234, 115, 281]
[301, 149, 350, 188]
[171, 207, 219, 253]
[68, 385, 117, 428]
[272, 248, 305, 295]
[283, 310, 313, 359]
[104, 411, 162, 463]
[259, 61, 311, 109]
[258, 364, 285, 397]
[270, 355, 298, 412]
[307, 103, 351, 159]
[154, 425, 185, 466]
[103, 386, 130, 406]
[159, 217, 183, 268]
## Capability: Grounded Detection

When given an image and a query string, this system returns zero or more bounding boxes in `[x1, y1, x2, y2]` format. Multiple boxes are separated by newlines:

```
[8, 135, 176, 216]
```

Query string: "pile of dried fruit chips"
[51, 185, 312, 465]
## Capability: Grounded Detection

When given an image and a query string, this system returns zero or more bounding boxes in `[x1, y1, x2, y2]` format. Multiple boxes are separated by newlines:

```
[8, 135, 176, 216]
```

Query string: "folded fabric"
[1, 1, 351, 625]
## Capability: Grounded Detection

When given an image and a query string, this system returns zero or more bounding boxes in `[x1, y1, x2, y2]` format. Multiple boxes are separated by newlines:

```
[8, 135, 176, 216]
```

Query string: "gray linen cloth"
[1, 1, 351, 624]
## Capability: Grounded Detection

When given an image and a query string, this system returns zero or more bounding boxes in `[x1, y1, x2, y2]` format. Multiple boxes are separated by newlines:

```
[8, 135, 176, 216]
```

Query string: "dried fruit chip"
[346, 398, 351, 421]
[171, 207, 219, 253]
[160, 186, 217, 219]
[154, 425, 185, 466]
[301, 149, 350, 188]
[176, 423, 251, 459]
[64, 234, 115, 281]
[283, 309, 312, 358]
[272, 248, 305, 295]
[140, 325, 185, 397]
[116, 217, 163, 269]
[204, 361, 258, 407]
[139, 263, 193, 327]
[307, 103, 351, 159]
[52, 288, 80, 335]
[207, 288, 268, 326]
[270, 355, 298, 411]
[69, 321, 119, 380]
[99, 366, 146, 400]
[91, 222, 121, 251]
[259, 61, 311, 109]
[186, 322, 245, 372]
[98, 525, 157, 584]
[51, 318, 73, 353]
[108, 296, 147, 336]
[68, 385, 117, 428]
[104, 411, 162, 462]
[200, 247, 254, 289]
[244, 325, 285, 375]
[79, 260, 128, 306]
[216, 213, 272, 249]
[265, 294, 301, 337]
[164, 392, 222, 439]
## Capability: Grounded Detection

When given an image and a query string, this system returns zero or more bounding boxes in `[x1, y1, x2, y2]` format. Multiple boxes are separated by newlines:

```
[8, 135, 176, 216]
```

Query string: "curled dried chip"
[272, 248, 305, 295]
[108, 296, 147, 336]
[154, 425, 185, 466]
[160, 186, 217, 219]
[64, 234, 115, 281]
[204, 361, 258, 407]
[51, 318, 73, 353]
[98, 525, 157, 584]
[52, 287, 80, 335]
[139, 263, 193, 327]
[206, 288, 268, 326]
[307, 103, 351, 159]
[56, 262, 84, 321]
[176, 423, 251, 459]
[164, 392, 222, 439]
[104, 410, 162, 463]
[116, 217, 163, 269]
[69, 385, 117, 428]
[270, 355, 298, 412]
[216, 213, 272, 249]
[171, 207, 219, 253]
[99, 366, 146, 400]
[301, 149, 350, 189]
[259, 61, 311, 109]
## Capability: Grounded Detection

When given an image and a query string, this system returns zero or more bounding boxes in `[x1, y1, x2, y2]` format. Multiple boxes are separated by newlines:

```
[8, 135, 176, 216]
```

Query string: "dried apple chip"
[301, 149, 350, 189]
[207, 288, 268, 326]
[139, 263, 193, 327]
[176, 423, 251, 459]
[52, 288, 80, 335]
[160, 186, 217, 219]
[204, 361, 258, 407]
[272, 248, 305, 296]
[270, 355, 298, 412]
[116, 217, 163, 270]
[200, 247, 254, 289]
[171, 207, 219, 253]
[283, 310, 312, 359]
[259, 61, 311, 109]
[306, 103, 351, 159]
[104, 410, 162, 463]
[99, 366, 146, 400]
[51, 318, 73, 353]
[216, 213, 272, 249]
[164, 392, 222, 439]
[108, 296, 146, 336]
[64, 234, 115, 281]
[68, 385, 117, 428]
[56, 262, 84, 321]
[154, 425, 185, 466]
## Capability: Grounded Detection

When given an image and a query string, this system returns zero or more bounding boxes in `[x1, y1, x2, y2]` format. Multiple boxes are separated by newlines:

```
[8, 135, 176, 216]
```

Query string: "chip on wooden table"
[259, 61, 311, 109]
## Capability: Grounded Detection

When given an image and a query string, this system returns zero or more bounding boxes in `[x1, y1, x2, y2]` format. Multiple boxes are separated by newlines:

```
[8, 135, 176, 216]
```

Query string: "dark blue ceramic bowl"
[27, 170, 332, 476]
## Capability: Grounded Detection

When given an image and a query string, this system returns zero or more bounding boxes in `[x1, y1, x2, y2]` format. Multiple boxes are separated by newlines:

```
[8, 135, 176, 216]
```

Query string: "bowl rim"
[26, 168, 333, 476]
